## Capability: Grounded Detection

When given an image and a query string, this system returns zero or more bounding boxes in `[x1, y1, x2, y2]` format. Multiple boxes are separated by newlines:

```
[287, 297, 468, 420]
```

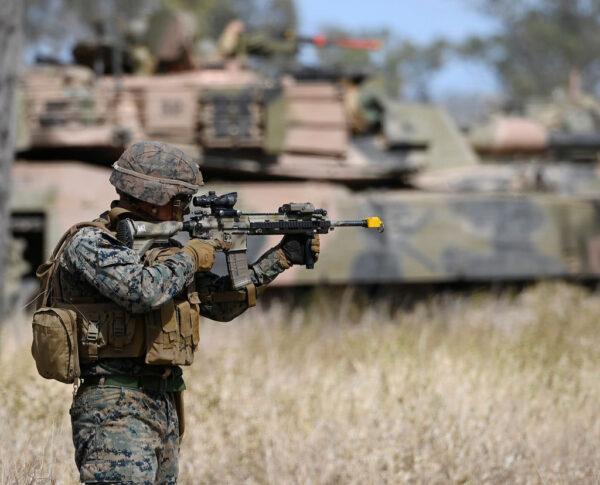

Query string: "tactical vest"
[31, 208, 200, 384]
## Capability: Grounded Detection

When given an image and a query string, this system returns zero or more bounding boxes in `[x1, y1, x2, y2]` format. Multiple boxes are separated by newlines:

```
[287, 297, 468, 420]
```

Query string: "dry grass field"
[1, 282, 600, 484]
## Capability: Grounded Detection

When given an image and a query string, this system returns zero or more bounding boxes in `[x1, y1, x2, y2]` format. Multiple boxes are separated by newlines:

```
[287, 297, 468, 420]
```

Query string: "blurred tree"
[25, 0, 88, 61]
[164, 0, 296, 41]
[24, 0, 157, 62]
[384, 39, 448, 101]
[315, 27, 448, 101]
[0, 0, 22, 317]
[257, 0, 297, 38]
[461, 0, 600, 105]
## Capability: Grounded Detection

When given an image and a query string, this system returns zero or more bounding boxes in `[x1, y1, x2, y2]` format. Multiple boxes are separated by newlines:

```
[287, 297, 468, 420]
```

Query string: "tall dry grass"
[1, 282, 600, 484]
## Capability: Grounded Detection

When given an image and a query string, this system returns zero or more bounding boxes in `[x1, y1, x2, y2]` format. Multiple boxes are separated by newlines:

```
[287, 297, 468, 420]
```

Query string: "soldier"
[39, 141, 319, 484]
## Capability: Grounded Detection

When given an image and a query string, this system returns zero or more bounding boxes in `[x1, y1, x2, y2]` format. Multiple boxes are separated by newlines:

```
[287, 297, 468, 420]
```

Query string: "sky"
[295, 0, 500, 98]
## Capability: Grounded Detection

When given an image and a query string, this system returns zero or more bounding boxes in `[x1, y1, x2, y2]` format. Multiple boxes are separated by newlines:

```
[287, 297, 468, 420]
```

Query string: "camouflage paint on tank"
[354, 191, 600, 283]
[11, 163, 600, 286]
[17, 65, 143, 152]
[202, 182, 600, 284]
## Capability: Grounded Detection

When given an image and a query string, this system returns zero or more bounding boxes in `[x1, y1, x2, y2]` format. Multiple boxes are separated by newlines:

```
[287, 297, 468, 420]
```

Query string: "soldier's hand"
[183, 239, 216, 271]
[279, 234, 320, 266]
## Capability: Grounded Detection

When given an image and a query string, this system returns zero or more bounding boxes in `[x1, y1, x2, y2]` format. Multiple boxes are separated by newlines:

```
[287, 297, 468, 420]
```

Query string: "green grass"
[1, 282, 600, 483]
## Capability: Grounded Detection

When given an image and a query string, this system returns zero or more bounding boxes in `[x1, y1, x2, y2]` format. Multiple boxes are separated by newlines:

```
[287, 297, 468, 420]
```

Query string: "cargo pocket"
[74, 307, 107, 362]
[145, 300, 179, 365]
[145, 299, 199, 366]
[31, 307, 80, 383]
[177, 301, 194, 365]
[190, 303, 200, 350]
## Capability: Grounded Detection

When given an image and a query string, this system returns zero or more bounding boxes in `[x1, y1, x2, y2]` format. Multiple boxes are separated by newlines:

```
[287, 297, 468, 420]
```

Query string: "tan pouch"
[189, 291, 200, 347]
[177, 301, 193, 365]
[145, 300, 198, 366]
[31, 307, 80, 384]
[190, 304, 200, 348]
[145, 300, 178, 365]
[64, 303, 144, 362]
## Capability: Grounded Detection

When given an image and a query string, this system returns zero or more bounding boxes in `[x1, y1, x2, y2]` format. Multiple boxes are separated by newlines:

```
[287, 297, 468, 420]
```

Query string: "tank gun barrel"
[471, 117, 600, 160]
[547, 133, 600, 150]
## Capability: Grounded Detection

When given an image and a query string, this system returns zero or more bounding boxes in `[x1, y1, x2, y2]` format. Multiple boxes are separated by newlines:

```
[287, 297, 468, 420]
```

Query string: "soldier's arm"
[61, 227, 197, 313]
[197, 245, 291, 322]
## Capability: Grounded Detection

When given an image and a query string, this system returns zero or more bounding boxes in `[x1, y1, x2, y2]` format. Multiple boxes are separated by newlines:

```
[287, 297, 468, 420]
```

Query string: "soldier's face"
[153, 203, 175, 221]
[154, 196, 190, 222]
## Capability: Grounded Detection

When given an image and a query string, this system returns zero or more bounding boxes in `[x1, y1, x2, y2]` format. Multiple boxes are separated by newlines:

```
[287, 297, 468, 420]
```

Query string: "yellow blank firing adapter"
[366, 216, 384, 232]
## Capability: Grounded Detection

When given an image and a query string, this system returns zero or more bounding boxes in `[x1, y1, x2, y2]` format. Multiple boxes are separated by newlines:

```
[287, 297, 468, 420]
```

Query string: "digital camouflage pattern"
[61, 226, 195, 313]
[109, 141, 204, 206]
[58, 218, 292, 483]
[59, 226, 289, 318]
[70, 385, 179, 484]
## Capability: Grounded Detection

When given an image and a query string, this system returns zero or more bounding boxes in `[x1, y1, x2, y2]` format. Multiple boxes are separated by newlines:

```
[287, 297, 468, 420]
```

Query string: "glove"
[279, 234, 320, 266]
[183, 239, 216, 271]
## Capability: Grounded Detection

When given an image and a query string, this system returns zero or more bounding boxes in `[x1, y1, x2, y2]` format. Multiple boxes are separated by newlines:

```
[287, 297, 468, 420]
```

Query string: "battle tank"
[17, 64, 143, 162]
[12, 15, 600, 288]
[17, 14, 473, 184]
[470, 78, 600, 163]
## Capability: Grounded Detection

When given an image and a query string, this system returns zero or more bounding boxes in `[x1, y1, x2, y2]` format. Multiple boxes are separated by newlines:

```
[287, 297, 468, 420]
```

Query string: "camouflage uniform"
[70, 386, 180, 484]
[59, 225, 289, 321]
[57, 141, 299, 484]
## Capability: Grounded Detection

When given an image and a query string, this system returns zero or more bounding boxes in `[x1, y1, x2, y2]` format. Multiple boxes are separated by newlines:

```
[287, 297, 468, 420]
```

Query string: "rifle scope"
[193, 191, 238, 209]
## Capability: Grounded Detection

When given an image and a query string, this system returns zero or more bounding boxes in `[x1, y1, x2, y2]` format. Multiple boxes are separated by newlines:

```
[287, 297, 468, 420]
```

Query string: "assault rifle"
[117, 191, 384, 290]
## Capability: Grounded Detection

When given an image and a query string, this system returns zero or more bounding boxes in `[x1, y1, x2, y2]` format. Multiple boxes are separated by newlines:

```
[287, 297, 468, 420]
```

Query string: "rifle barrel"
[333, 220, 366, 227]
[333, 217, 384, 232]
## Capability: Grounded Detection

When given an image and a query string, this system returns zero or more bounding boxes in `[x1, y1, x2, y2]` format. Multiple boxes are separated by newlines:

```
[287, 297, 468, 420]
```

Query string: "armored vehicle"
[470, 82, 600, 163]
[13, 18, 600, 288]
[17, 64, 144, 162]
[17, 15, 473, 185]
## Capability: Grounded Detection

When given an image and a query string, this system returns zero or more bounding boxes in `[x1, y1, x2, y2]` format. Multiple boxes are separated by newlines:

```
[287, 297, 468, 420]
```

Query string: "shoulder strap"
[36, 219, 117, 308]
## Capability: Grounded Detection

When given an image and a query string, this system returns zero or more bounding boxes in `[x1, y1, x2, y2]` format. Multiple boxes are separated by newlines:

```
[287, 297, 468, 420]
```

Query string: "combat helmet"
[110, 140, 203, 205]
